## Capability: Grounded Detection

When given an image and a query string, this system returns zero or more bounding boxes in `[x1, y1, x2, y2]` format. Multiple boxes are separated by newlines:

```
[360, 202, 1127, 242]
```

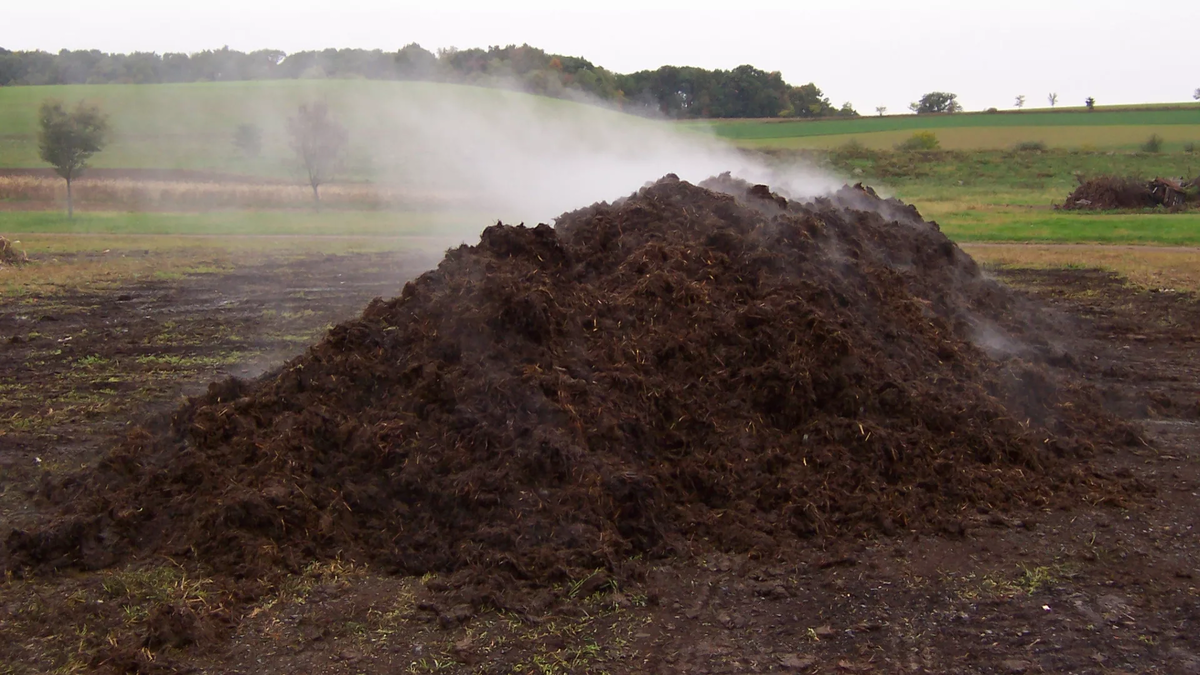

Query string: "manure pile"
[1062, 174, 1198, 210]
[5, 176, 1128, 589]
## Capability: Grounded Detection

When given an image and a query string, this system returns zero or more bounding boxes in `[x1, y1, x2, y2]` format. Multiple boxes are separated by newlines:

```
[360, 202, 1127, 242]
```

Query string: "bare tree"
[287, 103, 348, 208]
[37, 100, 109, 219]
[1014, 95, 1026, 109]
[1048, 92, 1058, 107]
[875, 106, 887, 117]
[1194, 88, 1200, 101]
[1085, 97, 1096, 111]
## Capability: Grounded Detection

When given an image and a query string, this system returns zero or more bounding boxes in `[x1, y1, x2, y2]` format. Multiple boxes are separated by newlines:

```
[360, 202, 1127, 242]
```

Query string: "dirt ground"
[0, 251, 439, 532]
[1, 253, 1198, 674]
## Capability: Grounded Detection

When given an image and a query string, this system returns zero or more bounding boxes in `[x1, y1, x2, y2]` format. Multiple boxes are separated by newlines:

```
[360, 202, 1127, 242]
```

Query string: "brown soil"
[4, 178, 1138, 597]
[0, 250, 438, 533]
[0, 236, 1196, 673]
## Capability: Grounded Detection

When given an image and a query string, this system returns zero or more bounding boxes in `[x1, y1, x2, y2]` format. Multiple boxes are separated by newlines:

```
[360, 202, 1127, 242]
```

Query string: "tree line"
[910, 91, 1101, 114]
[0, 44, 857, 120]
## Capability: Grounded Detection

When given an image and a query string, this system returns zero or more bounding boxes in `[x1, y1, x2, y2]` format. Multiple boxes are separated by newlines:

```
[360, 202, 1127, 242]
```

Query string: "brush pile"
[1061, 175, 1199, 210]
[0, 236, 28, 268]
[5, 176, 1130, 594]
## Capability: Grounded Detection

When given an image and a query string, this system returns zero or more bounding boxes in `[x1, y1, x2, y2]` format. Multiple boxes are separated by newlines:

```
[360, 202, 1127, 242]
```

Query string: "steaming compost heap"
[6, 176, 1128, 587]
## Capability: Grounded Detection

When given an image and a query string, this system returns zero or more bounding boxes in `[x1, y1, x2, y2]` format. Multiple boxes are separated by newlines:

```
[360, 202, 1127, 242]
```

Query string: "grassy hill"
[0, 80, 651, 180]
[6, 81, 1197, 172]
[686, 104, 1200, 151]
[3, 81, 1199, 253]
[1, 79, 760, 223]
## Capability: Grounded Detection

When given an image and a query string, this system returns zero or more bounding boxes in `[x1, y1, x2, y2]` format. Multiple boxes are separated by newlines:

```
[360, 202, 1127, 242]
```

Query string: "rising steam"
[222, 80, 845, 224]
[367, 86, 842, 222]
[48, 80, 843, 226]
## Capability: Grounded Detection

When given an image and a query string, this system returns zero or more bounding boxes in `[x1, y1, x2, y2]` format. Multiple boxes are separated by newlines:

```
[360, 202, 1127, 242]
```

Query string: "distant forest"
[0, 44, 857, 120]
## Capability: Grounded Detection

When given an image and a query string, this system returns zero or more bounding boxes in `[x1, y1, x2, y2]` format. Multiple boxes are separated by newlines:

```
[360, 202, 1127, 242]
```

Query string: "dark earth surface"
[4, 179, 1143, 593]
[1, 204, 1198, 672]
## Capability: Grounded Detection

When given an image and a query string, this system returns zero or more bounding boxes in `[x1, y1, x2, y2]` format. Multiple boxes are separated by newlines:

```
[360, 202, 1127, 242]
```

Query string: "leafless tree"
[1014, 95, 1026, 109]
[1048, 93, 1058, 107]
[875, 106, 887, 117]
[287, 103, 348, 208]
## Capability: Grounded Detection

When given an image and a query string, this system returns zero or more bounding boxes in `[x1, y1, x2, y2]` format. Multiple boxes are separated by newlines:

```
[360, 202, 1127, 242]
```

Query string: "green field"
[0, 210, 488, 238]
[820, 148, 1200, 193]
[937, 210, 1200, 244]
[803, 147, 1200, 247]
[687, 105, 1200, 151]
[1, 80, 1199, 270]
[0, 80, 649, 180]
[2, 204, 1195, 247]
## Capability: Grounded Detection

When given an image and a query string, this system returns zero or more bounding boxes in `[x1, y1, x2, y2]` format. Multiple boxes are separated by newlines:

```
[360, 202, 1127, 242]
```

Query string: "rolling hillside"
[0, 79, 655, 180]
[686, 105, 1200, 150]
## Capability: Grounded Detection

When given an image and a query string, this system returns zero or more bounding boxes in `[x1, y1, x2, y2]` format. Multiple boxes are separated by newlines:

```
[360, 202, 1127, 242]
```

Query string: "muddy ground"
[0, 251, 439, 532]
[1, 254, 1198, 674]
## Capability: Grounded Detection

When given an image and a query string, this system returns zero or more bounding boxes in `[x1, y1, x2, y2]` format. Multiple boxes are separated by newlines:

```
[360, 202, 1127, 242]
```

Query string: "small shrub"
[1183, 142, 1197, 154]
[833, 139, 873, 159]
[896, 131, 940, 151]
[1141, 134, 1164, 153]
[984, 107, 999, 113]
[232, 123, 263, 158]
[1014, 140, 1047, 152]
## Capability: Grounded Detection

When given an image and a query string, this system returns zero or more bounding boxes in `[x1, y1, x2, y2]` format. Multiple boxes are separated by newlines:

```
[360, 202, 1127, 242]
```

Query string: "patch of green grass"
[134, 353, 247, 370]
[688, 107, 1200, 143]
[938, 210, 1200, 245]
[73, 354, 111, 368]
[953, 563, 1077, 601]
[100, 565, 213, 624]
[819, 147, 1200, 193]
[731, 125, 1200, 151]
[3, 412, 45, 434]
[1012, 565, 1063, 595]
[0, 209, 490, 238]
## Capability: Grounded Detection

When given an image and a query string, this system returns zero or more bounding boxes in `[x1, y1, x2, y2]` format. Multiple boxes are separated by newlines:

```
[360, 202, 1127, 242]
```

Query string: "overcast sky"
[5, 0, 1195, 114]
